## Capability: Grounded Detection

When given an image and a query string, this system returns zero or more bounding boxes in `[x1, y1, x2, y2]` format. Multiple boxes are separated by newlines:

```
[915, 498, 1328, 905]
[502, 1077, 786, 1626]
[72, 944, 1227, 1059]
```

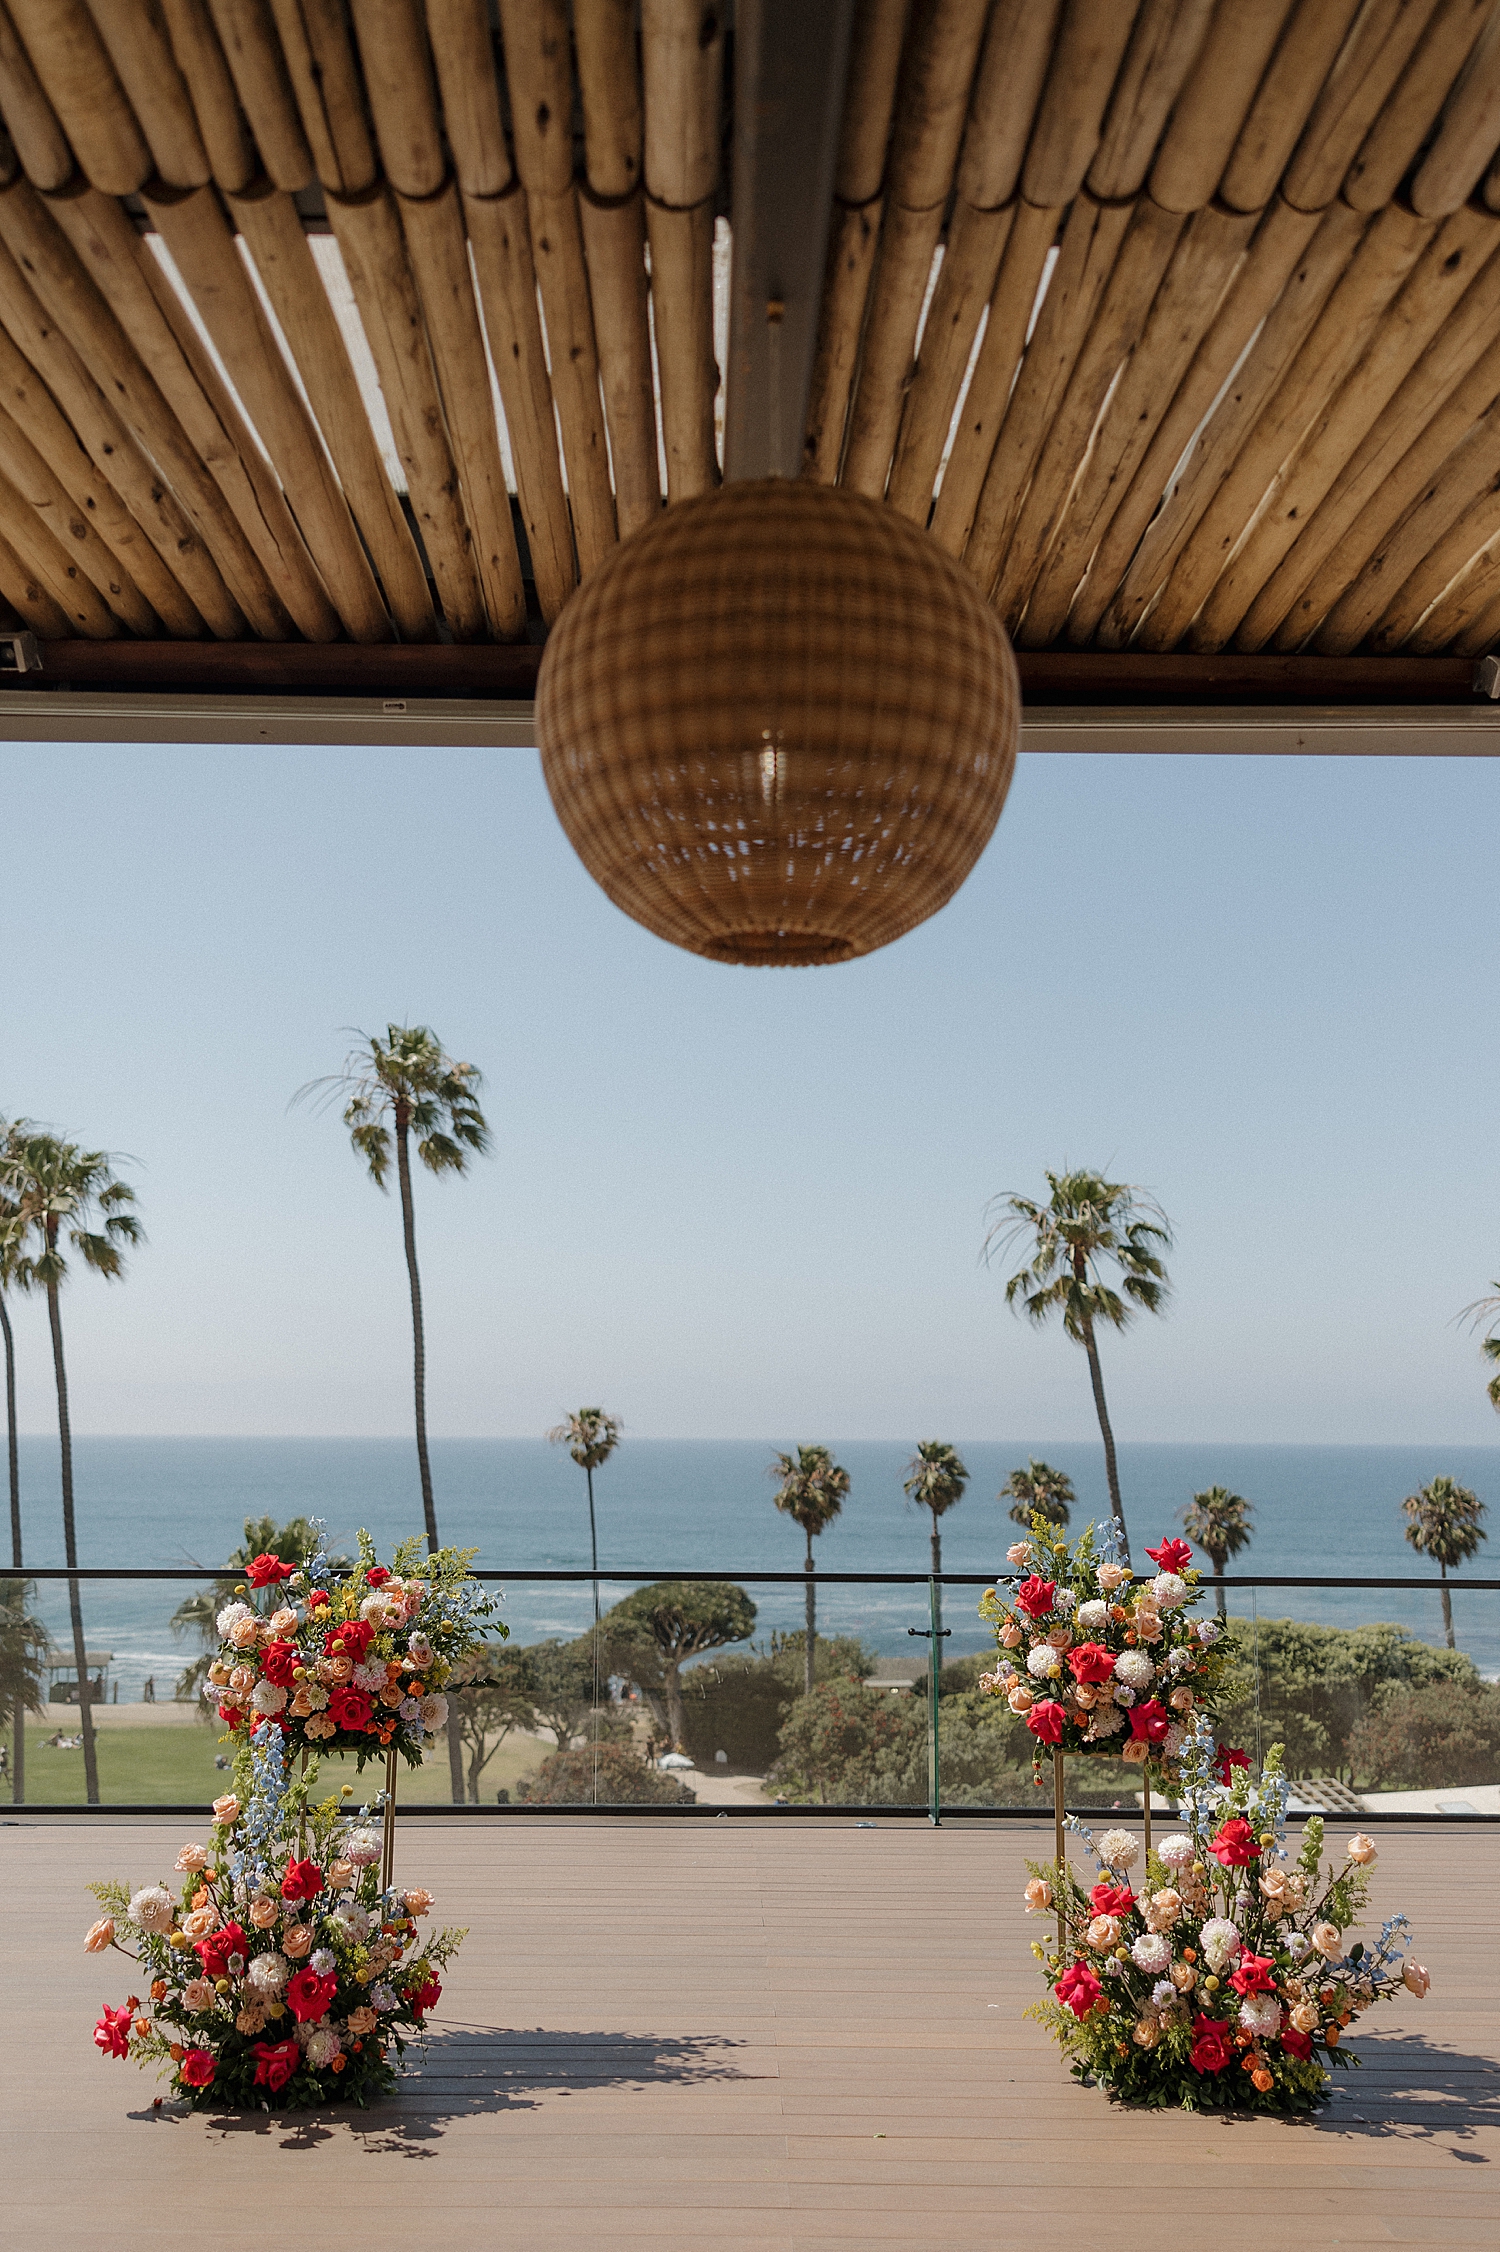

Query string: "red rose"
[1188, 2014, 1235, 2074]
[326, 1619, 375, 1661]
[281, 1855, 323, 1902]
[1067, 1641, 1115, 1685]
[1089, 1881, 1136, 1916]
[217, 1703, 245, 1730]
[93, 2003, 133, 2059]
[1209, 1816, 1260, 1867]
[1014, 1576, 1056, 1620]
[286, 1967, 339, 2024]
[1280, 2026, 1313, 2062]
[365, 1567, 390, 1587]
[1145, 1537, 1193, 1575]
[246, 1553, 296, 1587]
[260, 1639, 299, 1688]
[179, 2047, 216, 2088]
[193, 1921, 247, 1980]
[1213, 1746, 1251, 1787]
[253, 2036, 301, 2092]
[1229, 1950, 1277, 1998]
[1025, 1699, 1066, 1745]
[1054, 1964, 1102, 2020]
[1127, 1697, 1171, 1744]
[410, 1975, 442, 2020]
[327, 1684, 374, 1732]
[308, 1589, 330, 1609]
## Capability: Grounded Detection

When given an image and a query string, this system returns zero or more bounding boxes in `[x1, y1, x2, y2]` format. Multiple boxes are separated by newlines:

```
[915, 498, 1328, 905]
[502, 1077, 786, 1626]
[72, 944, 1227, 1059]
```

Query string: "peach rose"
[1121, 1737, 1150, 1763]
[1005, 1543, 1031, 1567]
[282, 1925, 314, 1960]
[1169, 1961, 1196, 1992]
[1097, 1564, 1129, 1592]
[1259, 1868, 1288, 1902]
[1347, 1833, 1378, 1866]
[84, 1916, 115, 1953]
[228, 1664, 256, 1697]
[402, 1889, 433, 1916]
[318, 1654, 353, 1684]
[999, 1623, 1023, 1649]
[1144, 1889, 1182, 1932]
[1168, 1686, 1194, 1712]
[212, 1794, 241, 1825]
[289, 1688, 314, 1717]
[181, 1907, 219, 1940]
[174, 1842, 211, 1874]
[1086, 1916, 1119, 1952]
[1131, 2014, 1161, 2049]
[1045, 1625, 1073, 1650]
[182, 1978, 216, 2013]
[1072, 1684, 1098, 1710]
[346, 2005, 378, 2036]
[249, 1898, 280, 1929]
[327, 1859, 355, 1889]
[207, 1659, 232, 1687]
[228, 1616, 260, 1650]
[1023, 1878, 1053, 1915]
[1311, 1922, 1343, 1961]
[1007, 1685, 1034, 1713]
[379, 1685, 404, 1708]
[267, 1607, 299, 1636]
[1289, 2002, 1319, 2033]
[1402, 1961, 1430, 1999]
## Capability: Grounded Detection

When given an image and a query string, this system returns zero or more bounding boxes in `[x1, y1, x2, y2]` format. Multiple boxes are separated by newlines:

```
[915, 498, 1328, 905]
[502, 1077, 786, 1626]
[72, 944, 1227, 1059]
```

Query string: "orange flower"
[150, 1980, 168, 2002]
[1251, 2068, 1274, 2092]
[169, 2043, 184, 2062]
[330, 2054, 347, 2073]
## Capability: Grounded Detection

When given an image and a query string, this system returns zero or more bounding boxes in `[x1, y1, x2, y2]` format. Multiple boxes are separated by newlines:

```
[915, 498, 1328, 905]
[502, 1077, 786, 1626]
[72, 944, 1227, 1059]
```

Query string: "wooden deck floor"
[5, 1817, 1497, 2248]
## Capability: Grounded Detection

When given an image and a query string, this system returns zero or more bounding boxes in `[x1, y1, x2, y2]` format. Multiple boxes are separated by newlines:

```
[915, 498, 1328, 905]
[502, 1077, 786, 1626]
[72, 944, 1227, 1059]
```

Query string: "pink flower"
[179, 2048, 216, 2088]
[1025, 1700, 1066, 1745]
[93, 2004, 133, 2059]
[1187, 2015, 1234, 2074]
[1402, 1961, 1431, 1998]
[246, 1553, 296, 1587]
[1054, 1964, 1102, 2020]
[252, 2036, 301, 2092]
[1208, 1817, 1260, 1867]
[83, 1917, 115, 1953]
[1067, 1642, 1115, 1685]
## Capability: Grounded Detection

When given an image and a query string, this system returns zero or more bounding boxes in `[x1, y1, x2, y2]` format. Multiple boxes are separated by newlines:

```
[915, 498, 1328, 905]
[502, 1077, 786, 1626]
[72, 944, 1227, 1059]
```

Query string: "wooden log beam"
[1282, 0, 1446, 214]
[158, 0, 258, 195]
[0, 402, 159, 634]
[1147, 0, 1299, 214]
[85, 0, 213, 190]
[204, 0, 315, 192]
[1218, 0, 1364, 215]
[0, 1, 74, 192]
[0, 459, 122, 635]
[4, 0, 152, 195]
[268, 0, 379, 195]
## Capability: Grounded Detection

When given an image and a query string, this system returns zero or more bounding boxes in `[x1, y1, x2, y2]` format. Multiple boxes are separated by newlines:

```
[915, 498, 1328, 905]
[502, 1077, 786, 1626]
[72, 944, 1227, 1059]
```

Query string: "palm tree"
[770, 1444, 850, 1697]
[1000, 1458, 1075, 1533]
[0, 1131, 141, 1806]
[902, 1441, 969, 1641]
[0, 1124, 26, 1802]
[0, 1575, 45, 1800]
[1402, 1476, 1487, 1649]
[170, 1515, 329, 1701]
[984, 1169, 1172, 1568]
[1458, 1284, 1500, 1409]
[547, 1408, 623, 1629]
[1182, 1485, 1253, 1618]
[298, 1024, 488, 1806]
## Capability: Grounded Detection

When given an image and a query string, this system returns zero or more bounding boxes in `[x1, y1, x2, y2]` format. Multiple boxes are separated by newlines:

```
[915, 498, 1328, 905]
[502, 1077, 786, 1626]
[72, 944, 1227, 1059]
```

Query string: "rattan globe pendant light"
[535, 479, 1021, 966]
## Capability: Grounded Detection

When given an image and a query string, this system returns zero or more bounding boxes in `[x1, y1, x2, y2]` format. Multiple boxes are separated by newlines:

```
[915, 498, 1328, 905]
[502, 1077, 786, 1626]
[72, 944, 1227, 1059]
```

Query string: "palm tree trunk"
[393, 1117, 463, 1805]
[1211, 1545, 1227, 1620]
[804, 1527, 816, 1699]
[931, 1515, 943, 1645]
[1, 1288, 22, 1803]
[1440, 1563, 1454, 1650]
[47, 1279, 98, 1804]
[586, 1463, 601, 1798]
[1079, 1313, 1131, 1567]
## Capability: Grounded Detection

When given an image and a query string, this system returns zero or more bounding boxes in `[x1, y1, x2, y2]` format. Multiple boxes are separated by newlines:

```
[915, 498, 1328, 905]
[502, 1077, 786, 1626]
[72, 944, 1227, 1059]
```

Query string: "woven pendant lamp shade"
[535, 480, 1020, 965]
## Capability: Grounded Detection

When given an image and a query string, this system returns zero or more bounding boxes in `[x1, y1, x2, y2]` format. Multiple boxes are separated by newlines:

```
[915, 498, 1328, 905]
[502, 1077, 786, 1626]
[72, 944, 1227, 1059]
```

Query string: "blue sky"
[2, 736, 1498, 1445]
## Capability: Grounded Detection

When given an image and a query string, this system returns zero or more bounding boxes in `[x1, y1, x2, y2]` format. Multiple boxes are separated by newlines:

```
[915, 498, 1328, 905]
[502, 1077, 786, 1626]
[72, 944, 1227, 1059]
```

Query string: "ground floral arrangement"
[979, 1520, 1236, 1786]
[203, 1527, 495, 1767]
[1022, 1735, 1430, 2111]
[84, 1528, 492, 2110]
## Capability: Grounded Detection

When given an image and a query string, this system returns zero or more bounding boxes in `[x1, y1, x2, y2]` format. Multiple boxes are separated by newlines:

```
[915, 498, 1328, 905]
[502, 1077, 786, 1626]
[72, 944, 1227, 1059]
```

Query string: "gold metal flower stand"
[1053, 1748, 1154, 1956]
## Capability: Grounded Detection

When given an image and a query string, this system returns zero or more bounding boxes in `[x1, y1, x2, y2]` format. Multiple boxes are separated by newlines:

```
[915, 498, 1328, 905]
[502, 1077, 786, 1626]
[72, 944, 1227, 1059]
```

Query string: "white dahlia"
[247, 1951, 289, 1996]
[1130, 1932, 1172, 1975]
[1156, 1833, 1196, 1870]
[1075, 1600, 1110, 1634]
[250, 1679, 288, 1715]
[1098, 1827, 1140, 1871]
[1113, 1650, 1154, 1691]
[1200, 1918, 1241, 1970]
[1151, 1572, 1189, 1610]
[1239, 1993, 1281, 2036]
[128, 1886, 175, 1935]
[1086, 1702, 1125, 1740]
[215, 1601, 253, 1640]
[1026, 1644, 1061, 1680]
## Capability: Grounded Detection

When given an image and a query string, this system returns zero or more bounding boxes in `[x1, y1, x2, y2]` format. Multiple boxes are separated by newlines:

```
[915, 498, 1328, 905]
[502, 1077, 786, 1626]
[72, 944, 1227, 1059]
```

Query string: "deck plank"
[3, 1817, 1496, 2244]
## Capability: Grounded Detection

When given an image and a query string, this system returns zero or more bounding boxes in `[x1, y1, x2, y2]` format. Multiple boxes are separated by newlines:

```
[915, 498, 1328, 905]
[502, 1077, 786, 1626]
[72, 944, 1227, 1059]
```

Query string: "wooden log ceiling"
[5, 2, 1500, 708]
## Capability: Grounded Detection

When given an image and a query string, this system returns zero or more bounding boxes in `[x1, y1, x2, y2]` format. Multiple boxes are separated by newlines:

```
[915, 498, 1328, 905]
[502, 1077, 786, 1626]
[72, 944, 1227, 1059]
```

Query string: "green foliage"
[903, 1441, 969, 1519]
[1001, 1459, 1074, 1529]
[770, 1444, 850, 1540]
[1216, 1616, 1479, 1781]
[678, 1632, 877, 1773]
[447, 1641, 536, 1804]
[1345, 1679, 1500, 1788]
[301, 1024, 490, 1192]
[0, 1131, 142, 1293]
[521, 1637, 599, 1748]
[769, 1676, 928, 1805]
[985, 1169, 1172, 1341]
[602, 1580, 756, 1747]
[1401, 1476, 1487, 1572]
[0, 1577, 46, 1723]
[515, 1741, 697, 1805]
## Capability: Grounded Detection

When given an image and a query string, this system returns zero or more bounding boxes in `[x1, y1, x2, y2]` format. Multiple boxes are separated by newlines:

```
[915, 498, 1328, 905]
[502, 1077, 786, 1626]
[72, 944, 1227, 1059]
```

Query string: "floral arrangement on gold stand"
[1020, 1735, 1429, 2112]
[83, 1527, 494, 2110]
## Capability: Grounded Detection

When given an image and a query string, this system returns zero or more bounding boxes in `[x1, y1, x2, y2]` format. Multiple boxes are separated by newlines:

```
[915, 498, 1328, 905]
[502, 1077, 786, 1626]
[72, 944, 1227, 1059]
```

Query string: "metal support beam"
[724, 0, 855, 481]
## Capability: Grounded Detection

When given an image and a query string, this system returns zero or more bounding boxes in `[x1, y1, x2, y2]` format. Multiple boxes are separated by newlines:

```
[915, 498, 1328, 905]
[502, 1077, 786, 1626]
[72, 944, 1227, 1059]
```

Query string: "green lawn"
[10, 1726, 551, 1807]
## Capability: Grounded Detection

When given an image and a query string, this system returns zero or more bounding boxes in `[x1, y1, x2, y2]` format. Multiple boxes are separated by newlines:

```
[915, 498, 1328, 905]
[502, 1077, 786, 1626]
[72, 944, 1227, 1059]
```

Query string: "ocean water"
[9, 1435, 1499, 1695]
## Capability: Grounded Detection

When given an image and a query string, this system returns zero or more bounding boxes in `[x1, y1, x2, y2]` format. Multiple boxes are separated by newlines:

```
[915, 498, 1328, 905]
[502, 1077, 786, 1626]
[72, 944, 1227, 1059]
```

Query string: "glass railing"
[1, 1566, 1495, 1816]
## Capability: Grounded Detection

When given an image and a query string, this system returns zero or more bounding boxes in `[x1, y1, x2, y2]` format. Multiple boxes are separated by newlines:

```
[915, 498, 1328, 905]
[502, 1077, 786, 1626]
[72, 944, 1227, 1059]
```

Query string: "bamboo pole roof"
[5, 3, 1500, 695]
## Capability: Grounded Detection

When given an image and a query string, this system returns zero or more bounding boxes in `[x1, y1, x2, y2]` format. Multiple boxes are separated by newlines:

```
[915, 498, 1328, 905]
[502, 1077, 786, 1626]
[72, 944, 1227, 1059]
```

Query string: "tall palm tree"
[770, 1444, 850, 1697]
[984, 1169, 1172, 1568]
[0, 1131, 141, 1806]
[1, 1125, 27, 1802]
[1402, 1476, 1487, 1649]
[902, 1441, 969, 1641]
[1182, 1485, 1253, 1618]
[1458, 1284, 1500, 1409]
[0, 1574, 45, 1801]
[299, 1025, 488, 1806]
[547, 1408, 623, 1627]
[1000, 1458, 1075, 1533]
